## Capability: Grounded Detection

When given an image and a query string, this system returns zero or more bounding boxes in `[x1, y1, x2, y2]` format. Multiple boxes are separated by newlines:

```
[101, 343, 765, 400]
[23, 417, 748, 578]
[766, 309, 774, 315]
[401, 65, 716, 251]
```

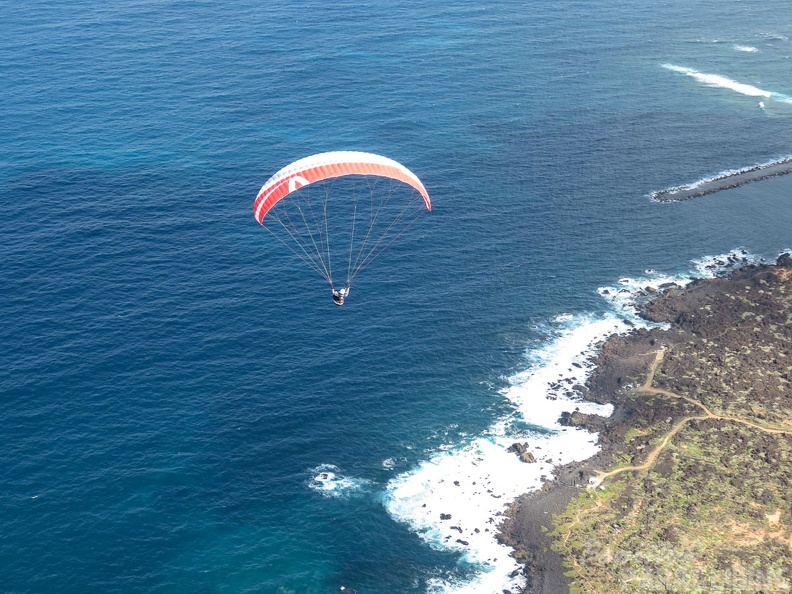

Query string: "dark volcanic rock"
[651, 158, 792, 202]
[558, 411, 607, 431]
[498, 259, 792, 594]
[507, 442, 537, 463]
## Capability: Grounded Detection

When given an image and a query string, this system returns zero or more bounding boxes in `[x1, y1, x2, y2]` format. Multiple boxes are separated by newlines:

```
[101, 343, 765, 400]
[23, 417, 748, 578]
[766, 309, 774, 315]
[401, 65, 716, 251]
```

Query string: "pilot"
[332, 285, 350, 306]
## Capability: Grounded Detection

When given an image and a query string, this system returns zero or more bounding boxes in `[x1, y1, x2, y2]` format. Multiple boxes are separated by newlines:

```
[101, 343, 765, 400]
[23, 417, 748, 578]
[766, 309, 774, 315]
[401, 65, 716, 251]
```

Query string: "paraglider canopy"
[254, 152, 431, 305]
[254, 151, 431, 224]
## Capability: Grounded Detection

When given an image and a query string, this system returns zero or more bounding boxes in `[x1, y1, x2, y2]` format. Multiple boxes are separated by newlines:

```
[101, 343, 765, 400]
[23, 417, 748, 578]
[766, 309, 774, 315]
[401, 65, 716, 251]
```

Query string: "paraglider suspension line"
[354, 203, 425, 277]
[349, 181, 425, 280]
[260, 175, 428, 294]
[262, 218, 329, 281]
[292, 198, 332, 282]
[348, 176, 393, 277]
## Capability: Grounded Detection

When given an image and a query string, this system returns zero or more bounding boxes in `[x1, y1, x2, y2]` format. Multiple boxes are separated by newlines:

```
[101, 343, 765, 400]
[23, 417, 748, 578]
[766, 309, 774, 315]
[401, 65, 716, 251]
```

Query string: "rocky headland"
[499, 254, 792, 593]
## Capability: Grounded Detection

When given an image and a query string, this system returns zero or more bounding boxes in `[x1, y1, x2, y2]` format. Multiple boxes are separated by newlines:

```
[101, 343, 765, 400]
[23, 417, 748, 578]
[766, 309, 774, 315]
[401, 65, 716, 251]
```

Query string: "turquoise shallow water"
[1, 0, 791, 592]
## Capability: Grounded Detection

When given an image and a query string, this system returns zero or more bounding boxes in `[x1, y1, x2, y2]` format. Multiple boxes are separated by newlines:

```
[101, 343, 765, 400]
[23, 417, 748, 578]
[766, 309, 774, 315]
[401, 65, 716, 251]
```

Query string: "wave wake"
[661, 63, 792, 104]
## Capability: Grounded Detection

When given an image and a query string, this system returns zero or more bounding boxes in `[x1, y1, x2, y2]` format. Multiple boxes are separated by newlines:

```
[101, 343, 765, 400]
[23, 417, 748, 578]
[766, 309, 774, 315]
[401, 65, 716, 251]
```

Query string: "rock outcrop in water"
[507, 442, 537, 463]
[651, 157, 792, 202]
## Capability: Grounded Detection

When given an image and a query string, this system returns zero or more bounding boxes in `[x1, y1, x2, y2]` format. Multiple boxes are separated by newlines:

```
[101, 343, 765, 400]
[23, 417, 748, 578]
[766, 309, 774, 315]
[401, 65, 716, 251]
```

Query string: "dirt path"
[588, 347, 792, 490]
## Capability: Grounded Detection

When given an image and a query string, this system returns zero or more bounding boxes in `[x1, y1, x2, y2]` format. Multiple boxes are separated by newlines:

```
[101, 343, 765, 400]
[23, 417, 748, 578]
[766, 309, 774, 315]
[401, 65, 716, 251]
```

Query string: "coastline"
[651, 157, 792, 202]
[498, 253, 792, 593]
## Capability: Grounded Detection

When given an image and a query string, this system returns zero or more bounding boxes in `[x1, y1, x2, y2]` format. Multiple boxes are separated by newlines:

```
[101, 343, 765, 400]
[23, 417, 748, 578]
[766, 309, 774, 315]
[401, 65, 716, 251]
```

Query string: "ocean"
[1, 0, 790, 592]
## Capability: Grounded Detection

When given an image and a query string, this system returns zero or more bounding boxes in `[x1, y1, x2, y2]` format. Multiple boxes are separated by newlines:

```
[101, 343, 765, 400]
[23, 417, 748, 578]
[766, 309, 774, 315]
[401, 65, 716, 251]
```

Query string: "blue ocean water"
[1, 0, 791, 592]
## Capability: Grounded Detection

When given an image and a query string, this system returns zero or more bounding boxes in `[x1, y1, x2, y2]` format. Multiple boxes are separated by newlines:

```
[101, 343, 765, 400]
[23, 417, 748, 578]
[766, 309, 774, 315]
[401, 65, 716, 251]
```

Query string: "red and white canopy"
[254, 151, 431, 224]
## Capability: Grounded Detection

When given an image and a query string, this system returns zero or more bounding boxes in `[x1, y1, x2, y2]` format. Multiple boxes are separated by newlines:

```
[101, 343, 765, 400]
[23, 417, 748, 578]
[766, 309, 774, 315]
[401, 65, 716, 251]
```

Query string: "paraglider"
[254, 152, 431, 305]
[331, 285, 350, 307]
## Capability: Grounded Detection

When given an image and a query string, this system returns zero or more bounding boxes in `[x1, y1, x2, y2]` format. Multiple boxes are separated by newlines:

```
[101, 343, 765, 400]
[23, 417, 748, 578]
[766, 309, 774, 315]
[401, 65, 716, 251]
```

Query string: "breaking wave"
[662, 63, 792, 104]
[308, 464, 375, 498]
[385, 313, 622, 593]
[382, 251, 766, 593]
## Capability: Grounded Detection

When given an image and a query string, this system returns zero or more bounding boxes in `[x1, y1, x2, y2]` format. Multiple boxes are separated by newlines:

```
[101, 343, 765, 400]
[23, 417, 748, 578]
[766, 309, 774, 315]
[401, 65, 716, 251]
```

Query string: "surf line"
[661, 63, 792, 105]
[650, 156, 792, 202]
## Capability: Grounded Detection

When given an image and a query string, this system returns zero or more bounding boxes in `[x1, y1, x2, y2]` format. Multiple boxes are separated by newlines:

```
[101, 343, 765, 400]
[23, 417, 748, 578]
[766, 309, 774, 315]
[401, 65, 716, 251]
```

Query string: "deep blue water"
[1, 0, 791, 592]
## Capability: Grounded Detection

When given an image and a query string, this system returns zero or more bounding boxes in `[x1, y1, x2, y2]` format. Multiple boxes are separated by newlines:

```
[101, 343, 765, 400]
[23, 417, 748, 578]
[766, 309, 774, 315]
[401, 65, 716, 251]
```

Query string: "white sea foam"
[384, 313, 633, 593]
[598, 272, 689, 318]
[662, 63, 792, 105]
[308, 464, 374, 498]
[382, 457, 408, 470]
[691, 248, 764, 278]
[734, 45, 759, 53]
[383, 251, 764, 593]
[662, 63, 770, 97]
[760, 32, 789, 42]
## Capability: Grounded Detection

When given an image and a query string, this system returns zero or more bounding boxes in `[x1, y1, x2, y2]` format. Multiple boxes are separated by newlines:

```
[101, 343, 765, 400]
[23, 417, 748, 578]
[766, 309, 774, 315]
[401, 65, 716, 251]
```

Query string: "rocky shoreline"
[498, 253, 792, 593]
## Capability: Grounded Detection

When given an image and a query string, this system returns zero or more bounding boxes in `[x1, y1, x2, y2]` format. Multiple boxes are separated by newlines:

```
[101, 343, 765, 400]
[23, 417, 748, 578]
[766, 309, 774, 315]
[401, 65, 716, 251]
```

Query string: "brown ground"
[498, 253, 792, 593]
